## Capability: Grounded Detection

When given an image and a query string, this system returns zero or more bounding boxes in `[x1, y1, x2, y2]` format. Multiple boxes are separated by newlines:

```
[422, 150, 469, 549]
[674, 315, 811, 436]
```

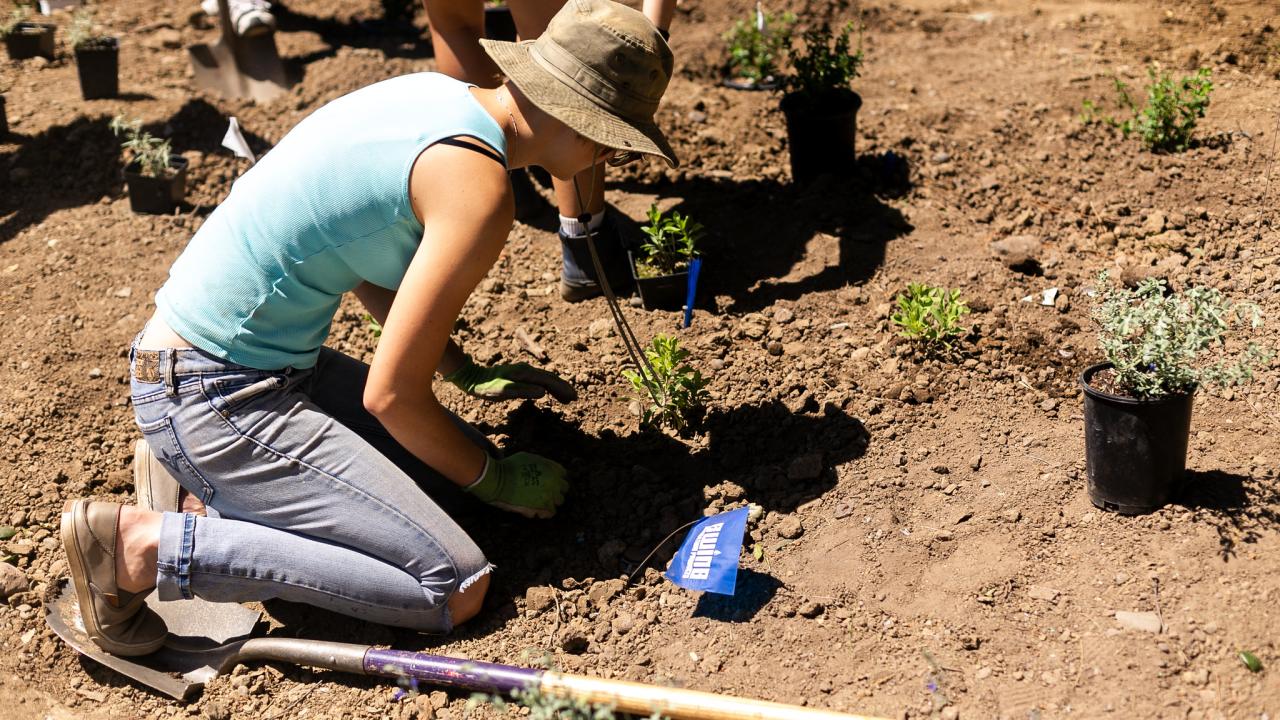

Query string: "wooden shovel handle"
[540, 672, 890, 720]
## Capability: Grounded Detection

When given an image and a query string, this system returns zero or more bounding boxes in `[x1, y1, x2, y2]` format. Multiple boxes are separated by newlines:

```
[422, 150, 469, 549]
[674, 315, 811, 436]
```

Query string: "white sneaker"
[201, 0, 276, 38]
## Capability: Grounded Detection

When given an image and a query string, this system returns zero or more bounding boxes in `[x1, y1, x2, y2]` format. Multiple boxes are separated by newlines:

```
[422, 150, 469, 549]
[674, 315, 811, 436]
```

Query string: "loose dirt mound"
[2, 0, 1279, 718]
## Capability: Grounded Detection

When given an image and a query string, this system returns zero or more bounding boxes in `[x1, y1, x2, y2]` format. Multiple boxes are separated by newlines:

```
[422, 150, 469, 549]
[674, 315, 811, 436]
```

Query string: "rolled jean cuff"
[156, 511, 198, 601]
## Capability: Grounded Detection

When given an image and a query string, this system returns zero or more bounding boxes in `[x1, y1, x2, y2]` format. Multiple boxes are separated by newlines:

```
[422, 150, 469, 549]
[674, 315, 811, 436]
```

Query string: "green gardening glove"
[465, 452, 569, 519]
[445, 355, 578, 402]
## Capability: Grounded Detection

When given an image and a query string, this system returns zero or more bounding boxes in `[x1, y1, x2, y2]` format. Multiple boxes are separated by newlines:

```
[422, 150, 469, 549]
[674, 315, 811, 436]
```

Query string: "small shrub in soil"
[623, 334, 710, 433]
[1082, 273, 1269, 513]
[721, 9, 795, 89]
[69, 10, 119, 100]
[2, 7, 56, 61]
[778, 22, 864, 180]
[111, 115, 188, 214]
[629, 203, 702, 310]
[890, 283, 970, 354]
[1080, 66, 1213, 152]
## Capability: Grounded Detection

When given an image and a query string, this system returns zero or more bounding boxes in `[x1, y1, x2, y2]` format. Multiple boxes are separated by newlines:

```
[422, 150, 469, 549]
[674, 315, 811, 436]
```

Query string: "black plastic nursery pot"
[5, 22, 57, 61]
[629, 252, 689, 311]
[1081, 363, 1194, 515]
[483, 6, 517, 42]
[74, 37, 119, 100]
[124, 157, 189, 215]
[779, 88, 861, 182]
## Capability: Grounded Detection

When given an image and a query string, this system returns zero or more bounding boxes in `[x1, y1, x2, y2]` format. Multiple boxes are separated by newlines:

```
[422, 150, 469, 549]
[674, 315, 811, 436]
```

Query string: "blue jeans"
[129, 341, 493, 632]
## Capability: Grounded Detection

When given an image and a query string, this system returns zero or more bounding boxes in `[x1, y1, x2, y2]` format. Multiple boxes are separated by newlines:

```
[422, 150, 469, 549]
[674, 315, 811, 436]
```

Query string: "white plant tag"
[756, 1, 765, 31]
[222, 117, 256, 164]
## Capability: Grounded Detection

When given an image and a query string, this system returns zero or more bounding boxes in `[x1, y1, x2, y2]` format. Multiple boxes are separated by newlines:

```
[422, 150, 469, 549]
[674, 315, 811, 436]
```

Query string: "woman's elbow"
[363, 383, 399, 420]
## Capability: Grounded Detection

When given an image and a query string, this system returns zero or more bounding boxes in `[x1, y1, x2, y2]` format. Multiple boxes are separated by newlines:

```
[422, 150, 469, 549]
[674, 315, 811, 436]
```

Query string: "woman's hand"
[466, 452, 569, 519]
[446, 355, 577, 402]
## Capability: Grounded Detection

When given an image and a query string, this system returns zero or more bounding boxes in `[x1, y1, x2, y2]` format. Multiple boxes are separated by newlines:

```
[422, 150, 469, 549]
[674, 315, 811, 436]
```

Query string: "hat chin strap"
[570, 159, 661, 406]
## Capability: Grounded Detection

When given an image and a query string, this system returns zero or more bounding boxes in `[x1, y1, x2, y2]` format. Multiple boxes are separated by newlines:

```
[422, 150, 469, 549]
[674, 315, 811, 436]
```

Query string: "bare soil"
[3, 1, 1280, 719]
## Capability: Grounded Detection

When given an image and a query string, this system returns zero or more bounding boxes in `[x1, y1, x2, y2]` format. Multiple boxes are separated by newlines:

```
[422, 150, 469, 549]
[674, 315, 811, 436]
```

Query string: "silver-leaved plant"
[1092, 272, 1270, 398]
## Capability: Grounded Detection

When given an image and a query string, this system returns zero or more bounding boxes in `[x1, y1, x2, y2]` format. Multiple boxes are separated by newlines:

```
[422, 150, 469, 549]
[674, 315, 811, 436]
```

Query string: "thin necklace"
[498, 89, 519, 139]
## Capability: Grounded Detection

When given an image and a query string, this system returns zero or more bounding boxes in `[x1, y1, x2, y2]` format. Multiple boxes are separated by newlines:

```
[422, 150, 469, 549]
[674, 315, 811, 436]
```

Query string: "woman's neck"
[470, 85, 534, 170]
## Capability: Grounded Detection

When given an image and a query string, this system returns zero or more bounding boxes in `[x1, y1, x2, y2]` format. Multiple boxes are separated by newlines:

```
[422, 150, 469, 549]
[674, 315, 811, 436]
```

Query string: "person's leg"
[423, 0, 502, 87]
[129, 349, 492, 632]
[303, 348, 496, 512]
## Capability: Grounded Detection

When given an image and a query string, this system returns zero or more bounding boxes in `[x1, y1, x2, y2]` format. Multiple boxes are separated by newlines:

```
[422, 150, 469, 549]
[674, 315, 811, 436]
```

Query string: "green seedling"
[635, 204, 702, 279]
[890, 283, 970, 352]
[364, 313, 383, 339]
[722, 10, 795, 84]
[1081, 66, 1212, 152]
[110, 115, 174, 179]
[1092, 272, 1269, 398]
[782, 21, 863, 101]
[67, 8, 93, 48]
[623, 334, 710, 432]
[0, 6, 29, 38]
[1238, 650, 1263, 673]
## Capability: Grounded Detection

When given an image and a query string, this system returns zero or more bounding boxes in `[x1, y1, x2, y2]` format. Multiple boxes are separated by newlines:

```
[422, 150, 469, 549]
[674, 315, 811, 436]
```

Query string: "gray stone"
[0, 562, 27, 601]
[1115, 610, 1162, 633]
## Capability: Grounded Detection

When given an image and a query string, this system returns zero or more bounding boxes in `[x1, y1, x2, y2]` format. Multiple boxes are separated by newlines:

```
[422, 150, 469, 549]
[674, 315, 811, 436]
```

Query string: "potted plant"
[69, 10, 118, 100]
[1082, 273, 1269, 514]
[778, 22, 863, 181]
[2, 7, 56, 61]
[483, 0, 516, 42]
[721, 9, 794, 90]
[628, 203, 702, 311]
[110, 115, 189, 214]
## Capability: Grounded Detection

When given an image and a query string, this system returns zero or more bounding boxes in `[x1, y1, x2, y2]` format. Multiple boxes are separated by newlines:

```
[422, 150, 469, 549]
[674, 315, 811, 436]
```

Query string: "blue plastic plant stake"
[665, 506, 749, 595]
[683, 257, 702, 329]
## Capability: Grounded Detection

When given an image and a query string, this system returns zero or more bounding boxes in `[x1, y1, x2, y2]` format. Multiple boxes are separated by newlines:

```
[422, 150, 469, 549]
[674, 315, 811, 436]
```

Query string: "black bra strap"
[434, 136, 506, 167]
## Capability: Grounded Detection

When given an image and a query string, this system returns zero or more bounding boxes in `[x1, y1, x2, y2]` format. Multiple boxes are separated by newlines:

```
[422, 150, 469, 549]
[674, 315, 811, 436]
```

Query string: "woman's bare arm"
[354, 282, 467, 377]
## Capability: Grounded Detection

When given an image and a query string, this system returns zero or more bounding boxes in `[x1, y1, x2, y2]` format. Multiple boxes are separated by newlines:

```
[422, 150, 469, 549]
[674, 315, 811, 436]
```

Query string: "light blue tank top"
[156, 73, 507, 370]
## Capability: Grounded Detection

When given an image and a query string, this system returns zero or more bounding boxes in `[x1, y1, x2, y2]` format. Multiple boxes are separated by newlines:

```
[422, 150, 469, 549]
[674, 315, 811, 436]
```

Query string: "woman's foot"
[60, 500, 168, 656]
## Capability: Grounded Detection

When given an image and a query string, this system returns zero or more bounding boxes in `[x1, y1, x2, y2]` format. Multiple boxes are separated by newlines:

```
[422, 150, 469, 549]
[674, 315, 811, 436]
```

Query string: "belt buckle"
[134, 350, 162, 383]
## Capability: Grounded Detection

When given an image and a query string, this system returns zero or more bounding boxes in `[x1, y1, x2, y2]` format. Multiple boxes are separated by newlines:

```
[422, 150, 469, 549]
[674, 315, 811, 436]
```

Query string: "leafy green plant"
[722, 10, 795, 83]
[110, 115, 174, 178]
[0, 6, 30, 38]
[364, 313, 382, 339]
[623, 334, 710, 432]
[67, 8, 111, 50]
[1080, 66, 1213, 152]
[782, 21, 863, 101]
[635, 204, 702, 278]
[1091, 273, 1269, 398]
[890, 283, 970, 352]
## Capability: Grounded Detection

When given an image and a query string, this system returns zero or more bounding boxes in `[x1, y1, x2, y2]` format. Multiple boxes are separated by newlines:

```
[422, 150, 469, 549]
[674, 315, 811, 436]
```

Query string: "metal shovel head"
[46, 580, 262, 701]
[189, 33, 290, 103]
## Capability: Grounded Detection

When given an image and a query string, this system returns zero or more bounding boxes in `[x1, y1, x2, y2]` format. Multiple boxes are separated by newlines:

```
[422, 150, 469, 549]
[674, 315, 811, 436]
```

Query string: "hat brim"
[480, 38, 679, 168]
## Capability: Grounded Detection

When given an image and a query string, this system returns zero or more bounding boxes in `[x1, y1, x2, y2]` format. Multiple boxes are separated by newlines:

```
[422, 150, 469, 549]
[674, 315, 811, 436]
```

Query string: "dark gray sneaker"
[559, 215, 635, 302]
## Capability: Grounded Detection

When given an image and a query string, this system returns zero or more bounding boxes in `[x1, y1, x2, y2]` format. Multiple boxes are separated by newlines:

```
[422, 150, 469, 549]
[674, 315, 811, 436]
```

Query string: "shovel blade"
[189, 33, 291, 103]
[46, 580, 261, 701]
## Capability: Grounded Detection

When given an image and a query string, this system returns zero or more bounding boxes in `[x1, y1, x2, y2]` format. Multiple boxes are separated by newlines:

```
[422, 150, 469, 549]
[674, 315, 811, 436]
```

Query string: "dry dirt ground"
[3, 0, 1280, 718]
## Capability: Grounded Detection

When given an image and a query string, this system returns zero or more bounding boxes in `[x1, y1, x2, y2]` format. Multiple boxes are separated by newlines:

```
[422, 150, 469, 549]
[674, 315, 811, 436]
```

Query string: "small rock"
[1142, 211, 1166, 236]
[932, 152, 952, 164]
[975, 667, 992, 680]
[787, 453, 823, 481]
[588, 578, 625, 607]
[524, 586, 556, 614]
[766, 341, 783, 356]
[1040, 398, 1058, 412]
[0, 562, 28, 601]
[990, 234, 1042, 273]
[1115, 610, 1162, 633]
[1149, 230, 1189, 251]
[940, 707, 960, 720]
[88, 368, 103, 379]
[969, 454, 982, 471]
[773, 308, 794, 323]
[1001, 509, 1022, 523]
[1028, 585, 1060, 603]
[113, 286, 132, 298]
[776, 516, 804, 540]
[611, 612, 636, 635]
[931, 465, 950, 474]
[588, 319, 613, 339]
[797, 601, 824, 618]
[203, 699, 232, 720]
[1181, 668, 1209, 686]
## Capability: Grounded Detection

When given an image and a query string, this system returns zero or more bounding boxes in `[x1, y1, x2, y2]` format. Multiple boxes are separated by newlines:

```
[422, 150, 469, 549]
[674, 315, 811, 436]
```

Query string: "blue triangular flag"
[665, 506, 750, 595]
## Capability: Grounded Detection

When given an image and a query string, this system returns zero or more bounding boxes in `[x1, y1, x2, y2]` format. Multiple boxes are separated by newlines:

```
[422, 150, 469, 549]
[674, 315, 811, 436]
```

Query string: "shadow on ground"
[610, 151, 914, 313]
[1176, 469, 1280, 560]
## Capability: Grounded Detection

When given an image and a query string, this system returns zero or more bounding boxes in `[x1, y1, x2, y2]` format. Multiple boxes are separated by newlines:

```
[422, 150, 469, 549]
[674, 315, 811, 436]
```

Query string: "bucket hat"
[479, 0, 679, 167]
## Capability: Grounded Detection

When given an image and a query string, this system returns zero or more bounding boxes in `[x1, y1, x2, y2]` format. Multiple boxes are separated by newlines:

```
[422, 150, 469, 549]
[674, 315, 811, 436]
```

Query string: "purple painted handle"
[363, 649, 543, 695]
